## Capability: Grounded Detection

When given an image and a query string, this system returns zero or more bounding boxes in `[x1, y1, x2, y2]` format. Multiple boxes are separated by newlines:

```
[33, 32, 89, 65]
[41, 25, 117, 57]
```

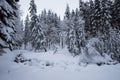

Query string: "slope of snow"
[0, 48, 120, 80]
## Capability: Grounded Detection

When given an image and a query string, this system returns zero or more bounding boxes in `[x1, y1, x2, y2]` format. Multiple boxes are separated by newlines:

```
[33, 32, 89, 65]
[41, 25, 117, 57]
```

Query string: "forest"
[0, 0, 120, 80]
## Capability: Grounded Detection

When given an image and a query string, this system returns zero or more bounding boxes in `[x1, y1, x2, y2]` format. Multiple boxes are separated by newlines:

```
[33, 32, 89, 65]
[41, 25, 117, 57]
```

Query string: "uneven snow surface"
[0, 48, 120, 80]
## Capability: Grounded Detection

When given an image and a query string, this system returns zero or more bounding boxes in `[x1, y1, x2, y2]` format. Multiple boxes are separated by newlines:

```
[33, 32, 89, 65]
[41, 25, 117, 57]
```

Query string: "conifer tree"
[64, 4, 71, 50]
[112, 0, 120, 30]
[86, 0, 94, 38]
[29, 0, 45, 51]
[0, 0, 20, 51]
[92, 0, 101, 37]
[65, 4, 70, 20]
[24, 15, 30, 49]
[74, 8, 85, 55]
[14, 6, 24, 49]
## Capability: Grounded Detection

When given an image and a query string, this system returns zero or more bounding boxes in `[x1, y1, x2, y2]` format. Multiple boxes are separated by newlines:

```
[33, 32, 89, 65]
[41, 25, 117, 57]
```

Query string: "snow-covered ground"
[0, 48, 120, 80]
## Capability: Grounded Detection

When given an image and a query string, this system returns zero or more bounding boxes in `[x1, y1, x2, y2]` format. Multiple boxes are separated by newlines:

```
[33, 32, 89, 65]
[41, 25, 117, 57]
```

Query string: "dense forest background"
[0, 0, 120, 63]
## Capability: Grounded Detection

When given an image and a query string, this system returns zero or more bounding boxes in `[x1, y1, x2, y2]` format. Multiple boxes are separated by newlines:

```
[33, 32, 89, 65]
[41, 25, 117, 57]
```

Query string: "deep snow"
[0, 48, 120, 80]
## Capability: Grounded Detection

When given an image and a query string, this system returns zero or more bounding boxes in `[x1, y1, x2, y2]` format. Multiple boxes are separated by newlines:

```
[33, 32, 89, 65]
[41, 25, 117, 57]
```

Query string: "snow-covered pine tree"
[79, 0, 93, 39]
[32, 20, 46, 51]
[14, 19, 24, 49]
[64, 4, 71, 50]
[84, 3, 90, 34]
[0, 0, 20, 51]
[106, 0, 120, 61]
[24, 15, 30, 49]
[29, 0, 45, 51]
[42, 10, 60, 49]
[79, 0, 84, 16]
[53, 13, 61, 44]
[29, 0, 37, 47]
[74, 8, 85, 55]
[44, 10, 53, 49]
[68, 10, 76, 54]
[39, 9, 47, 24]
[65, 4, 70, 20]
[100, 0, 112, 35]
[67, 8, 85, 56]
[14, 6, 24, 49]
[92, 0, 101, 37]
[112, 0, 120, 30]
[38, 10, 61, 50]
[98, 0, 112, 54]
[108, 28, 120, 62]
[86, 0, 94, 39]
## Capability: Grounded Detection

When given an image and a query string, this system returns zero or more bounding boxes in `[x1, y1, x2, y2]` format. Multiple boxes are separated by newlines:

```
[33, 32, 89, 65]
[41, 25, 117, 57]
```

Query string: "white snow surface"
[0, 48, 120, 80]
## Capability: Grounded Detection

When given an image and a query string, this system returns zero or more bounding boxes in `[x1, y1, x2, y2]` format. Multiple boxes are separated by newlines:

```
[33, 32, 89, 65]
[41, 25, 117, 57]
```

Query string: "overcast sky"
[19, 0, 88, 20]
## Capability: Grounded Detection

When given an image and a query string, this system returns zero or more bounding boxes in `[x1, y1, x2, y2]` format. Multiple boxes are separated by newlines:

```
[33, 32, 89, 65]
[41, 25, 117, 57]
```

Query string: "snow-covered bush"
[79, 38, 114, 65]
[90, 38, 104, 56]
[14, 54, 31, 63]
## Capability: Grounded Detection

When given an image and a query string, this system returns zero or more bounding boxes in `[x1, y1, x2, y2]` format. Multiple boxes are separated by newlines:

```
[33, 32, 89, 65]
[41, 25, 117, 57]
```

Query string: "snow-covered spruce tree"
[64, 4, 71, 50]
[52, 13, 61, 44]
[108, 28, 120, 62]
[65, 4, 70, 20]
[97, 0, 112, 54]
[74, 8, 85, 56]
[32, 20, 46, 51]
[79, 0, 84, 16]
[68, 10, 76, 54]
[112, 0, 120, 30]
[0, 0, 19, 51]
[83, 3, 91, 38]
[79, 0, 94, 39]
[67, 8, 85, 56]
[39, 9, 47, 24]
[91, 0, 101, 37]
[14, 6, 24, 49]
[44, 10, 60, 49]
[86, 0, 94, 39]
[38, 10, 61, 50]
[14, 19, 24, 49]
[106, 0, 120, 61]
[29, 0, 45, 51]
[92, 0, 112, 37]
[24, 15, 30, 49]
[100, 0, 112, 35]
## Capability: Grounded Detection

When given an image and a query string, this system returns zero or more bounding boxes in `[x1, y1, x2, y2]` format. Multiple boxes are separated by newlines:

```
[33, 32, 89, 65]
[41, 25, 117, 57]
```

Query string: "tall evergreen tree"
[108, 28, 120, 61]
[97, 0, 112, 54]
[38, 10, 61, 50]
[29, 0, 45, 51]
[65, 4, 70, 20]
[24, 15, 30, 49]
[64, 4, 71, 50]
[0, 0, 19, 51]
[79, 0, 84, 16]
[86, 0, 94, 38]
[92, 0, 101, 37]
[67, 8, 85, 56]
[68, 10, 76, 54]
[14, 6, 24, 49]
[100, 0, 112, 35]
[75, 8, 85, 55]
[112, 0, 120, 30]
